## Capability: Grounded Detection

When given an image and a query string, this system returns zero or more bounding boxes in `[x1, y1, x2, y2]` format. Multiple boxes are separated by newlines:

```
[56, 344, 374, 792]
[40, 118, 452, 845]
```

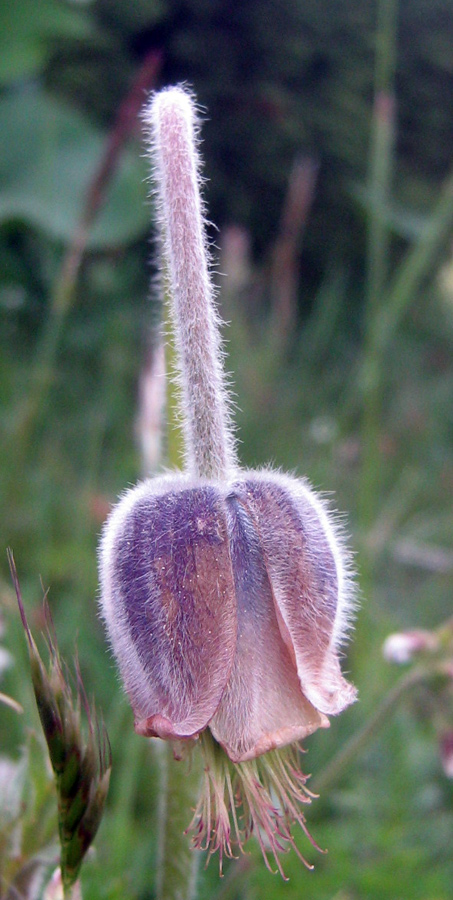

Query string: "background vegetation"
[1, 1, 452, 898]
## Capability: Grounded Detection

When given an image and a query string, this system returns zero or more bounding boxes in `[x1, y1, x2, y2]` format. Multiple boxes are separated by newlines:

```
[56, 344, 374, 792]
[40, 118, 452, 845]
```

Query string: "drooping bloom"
[99, 470, 356, 870]
[100, 472, 355, 757]
[99, 85, 357, 874]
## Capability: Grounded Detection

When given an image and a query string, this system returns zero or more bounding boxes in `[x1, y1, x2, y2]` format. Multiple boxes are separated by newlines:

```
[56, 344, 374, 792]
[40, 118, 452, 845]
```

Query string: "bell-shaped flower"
[99, 85, 357, 875]
[100, 471, 355, 762]
[99, 469, 356, 871]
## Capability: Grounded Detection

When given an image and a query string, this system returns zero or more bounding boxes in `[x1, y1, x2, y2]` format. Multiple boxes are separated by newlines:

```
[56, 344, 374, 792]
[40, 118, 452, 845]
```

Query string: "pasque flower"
[99, 86, 357, 874]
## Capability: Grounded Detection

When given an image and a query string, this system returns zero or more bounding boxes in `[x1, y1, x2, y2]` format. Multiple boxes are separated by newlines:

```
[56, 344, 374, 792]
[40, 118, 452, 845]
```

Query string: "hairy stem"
[141, 86, 239, 900]
[143, 87, 236, 480]
[155, 743, 203, 900]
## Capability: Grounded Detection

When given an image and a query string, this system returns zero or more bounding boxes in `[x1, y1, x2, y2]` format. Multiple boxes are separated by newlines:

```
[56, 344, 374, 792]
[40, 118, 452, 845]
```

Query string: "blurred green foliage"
[1, 0, 453, 898]
[0, 86, 148, 247]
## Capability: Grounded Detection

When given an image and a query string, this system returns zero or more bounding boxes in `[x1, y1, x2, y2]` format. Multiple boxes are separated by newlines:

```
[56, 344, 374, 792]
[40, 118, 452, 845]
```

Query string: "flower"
[382, 629, 439, 665]
[99, 469, 356, 871]
[440, 731, 453, 779]
[98, 85, 357, 875]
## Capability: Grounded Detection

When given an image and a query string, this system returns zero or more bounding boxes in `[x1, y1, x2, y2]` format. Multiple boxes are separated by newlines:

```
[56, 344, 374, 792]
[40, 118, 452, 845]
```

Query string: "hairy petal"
[99, 477, 237, 739]
[234, 472, 357, 716]
[209, 492, 328, 763]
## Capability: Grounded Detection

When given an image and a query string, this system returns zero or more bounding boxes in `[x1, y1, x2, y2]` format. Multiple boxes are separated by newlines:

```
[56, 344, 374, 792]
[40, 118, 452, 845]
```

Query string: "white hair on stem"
[142, 85, 237, 480]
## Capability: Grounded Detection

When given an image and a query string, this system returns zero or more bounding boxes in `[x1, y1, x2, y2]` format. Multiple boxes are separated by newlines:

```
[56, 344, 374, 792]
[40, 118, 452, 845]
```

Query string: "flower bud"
[439, 731, 453, 779]
[382, 629, 438, 665]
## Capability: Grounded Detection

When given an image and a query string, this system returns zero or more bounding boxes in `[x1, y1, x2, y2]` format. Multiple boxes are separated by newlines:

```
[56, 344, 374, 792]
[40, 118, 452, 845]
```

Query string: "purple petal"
[232, 472, 357, 716]
[99, 477, 237, 739]
[209, 492, 329, 763]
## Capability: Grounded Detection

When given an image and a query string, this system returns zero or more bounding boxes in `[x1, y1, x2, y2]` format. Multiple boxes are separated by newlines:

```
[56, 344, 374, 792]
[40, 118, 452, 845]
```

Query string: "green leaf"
[0, 86, 149, 248]
[0, 0, 96, 85]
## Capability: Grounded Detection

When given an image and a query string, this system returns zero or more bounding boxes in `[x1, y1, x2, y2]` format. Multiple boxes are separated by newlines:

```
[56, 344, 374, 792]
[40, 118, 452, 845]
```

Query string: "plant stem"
[144, 87, 236, 480]
[162, 271, 185, 471]
[143, 86, 239, 900]
[63, 877, 82, 900]
[358, 0, 397, 540]
[155, 743, 203, 900]
[13, 53, 161, 462]
[359, 0, 453, 551]
[13, 268, 74, 460]
[376, 165, 453, 348]
[313, 665, 428, 795]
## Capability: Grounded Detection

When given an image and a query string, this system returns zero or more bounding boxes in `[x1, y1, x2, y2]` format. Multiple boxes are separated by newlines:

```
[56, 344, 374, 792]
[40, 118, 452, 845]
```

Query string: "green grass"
[1, 1, 453, 893]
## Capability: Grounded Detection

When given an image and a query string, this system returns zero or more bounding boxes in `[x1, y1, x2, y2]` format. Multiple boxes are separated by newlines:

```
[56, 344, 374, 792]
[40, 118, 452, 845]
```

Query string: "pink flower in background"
[440, 732, 453, 779]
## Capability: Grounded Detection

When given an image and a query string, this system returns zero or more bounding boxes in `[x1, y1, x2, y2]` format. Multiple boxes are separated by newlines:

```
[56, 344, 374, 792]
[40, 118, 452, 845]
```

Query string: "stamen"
[186, 734, 321, 877]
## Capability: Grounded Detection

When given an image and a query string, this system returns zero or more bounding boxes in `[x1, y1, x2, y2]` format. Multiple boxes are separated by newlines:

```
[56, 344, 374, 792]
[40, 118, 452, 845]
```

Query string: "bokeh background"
[1, 1, 453, 898]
